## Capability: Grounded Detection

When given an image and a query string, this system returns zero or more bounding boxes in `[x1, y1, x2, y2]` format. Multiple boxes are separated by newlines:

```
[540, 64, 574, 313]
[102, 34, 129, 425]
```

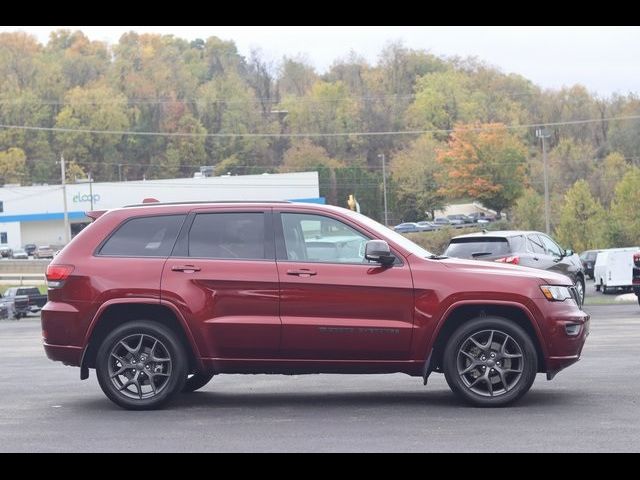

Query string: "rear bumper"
[43, 343, 83, 366]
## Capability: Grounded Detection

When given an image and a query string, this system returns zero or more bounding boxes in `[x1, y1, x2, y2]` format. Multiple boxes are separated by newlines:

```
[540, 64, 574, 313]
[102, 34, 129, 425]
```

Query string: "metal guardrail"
[0, 273, 46, 285]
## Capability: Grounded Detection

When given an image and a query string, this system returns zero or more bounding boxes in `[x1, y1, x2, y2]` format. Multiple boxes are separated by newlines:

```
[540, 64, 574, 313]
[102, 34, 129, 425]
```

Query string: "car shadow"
[74, 386, 583, 412]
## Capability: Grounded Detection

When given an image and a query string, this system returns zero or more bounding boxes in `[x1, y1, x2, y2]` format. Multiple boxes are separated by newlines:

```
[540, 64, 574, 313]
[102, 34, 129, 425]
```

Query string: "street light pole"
[89, 172, 94, 211]
[379, 153, 389, 226]
[536, 128, 551, 234]
[60, 154, 70, 244]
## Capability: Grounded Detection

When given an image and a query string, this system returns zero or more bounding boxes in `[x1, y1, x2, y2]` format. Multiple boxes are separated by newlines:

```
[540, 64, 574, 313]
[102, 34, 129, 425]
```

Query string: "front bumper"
[532, 297, 590, 379]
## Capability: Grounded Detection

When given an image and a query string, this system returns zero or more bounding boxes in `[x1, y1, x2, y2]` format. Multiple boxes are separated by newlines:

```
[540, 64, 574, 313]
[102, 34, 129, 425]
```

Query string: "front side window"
[527, 235, 546, 255]
[279, 213, 369, 263]
[188, 213, 266, 260]
[99, 215, 185, 257]
[540, 234, 562, 257]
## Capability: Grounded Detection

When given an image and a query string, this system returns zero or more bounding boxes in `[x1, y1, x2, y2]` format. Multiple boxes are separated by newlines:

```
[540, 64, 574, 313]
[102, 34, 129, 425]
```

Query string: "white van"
[594, 247, 640, 293]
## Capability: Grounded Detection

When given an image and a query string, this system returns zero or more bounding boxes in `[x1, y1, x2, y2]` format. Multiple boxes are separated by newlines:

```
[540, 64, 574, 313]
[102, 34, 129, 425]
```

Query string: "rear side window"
[18, 288, 39, 296]
[188, 213, 266, 259]
[444, 237, 511, 258]
[99, 215, 186, 257]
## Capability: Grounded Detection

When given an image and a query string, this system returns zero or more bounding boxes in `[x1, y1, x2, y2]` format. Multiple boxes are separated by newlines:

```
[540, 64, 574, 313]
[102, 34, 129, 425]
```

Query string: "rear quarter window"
[444, 237, 511, 258]
[99, 215, 186, 257]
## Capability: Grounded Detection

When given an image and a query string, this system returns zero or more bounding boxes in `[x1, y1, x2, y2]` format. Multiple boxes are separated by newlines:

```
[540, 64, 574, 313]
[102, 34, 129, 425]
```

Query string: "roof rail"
[123, 200, 293, 208]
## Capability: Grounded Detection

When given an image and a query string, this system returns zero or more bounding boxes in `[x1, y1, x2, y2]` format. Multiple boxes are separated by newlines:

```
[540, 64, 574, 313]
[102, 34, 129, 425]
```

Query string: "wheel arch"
[81, 299, 203, 376]
[428, 302, 547, 375]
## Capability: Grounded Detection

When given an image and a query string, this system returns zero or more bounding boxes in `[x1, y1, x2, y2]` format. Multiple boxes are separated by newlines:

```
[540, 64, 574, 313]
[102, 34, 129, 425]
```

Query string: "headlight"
[540, 285, 572, 301]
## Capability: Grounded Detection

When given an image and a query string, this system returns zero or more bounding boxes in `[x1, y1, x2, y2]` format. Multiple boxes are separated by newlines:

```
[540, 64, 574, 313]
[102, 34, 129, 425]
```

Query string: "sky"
[3, 26, 640, 97]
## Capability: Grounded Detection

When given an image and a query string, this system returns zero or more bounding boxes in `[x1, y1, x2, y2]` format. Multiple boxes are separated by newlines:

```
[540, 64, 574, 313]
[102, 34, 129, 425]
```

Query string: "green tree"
[437, 123, 527, 217]
[280, 140, 342, 204]
[54, 85, 131, 180]
[588, 152, 630, 207]
[0, 147, 27, 184]
[609, 168, 640, 247]
[512, 189, 545, 231]
[555, 180, 608, 252]
[390, 134, 446, 220]
[406, 69, 485, 133]
[282, 81, 361, 158]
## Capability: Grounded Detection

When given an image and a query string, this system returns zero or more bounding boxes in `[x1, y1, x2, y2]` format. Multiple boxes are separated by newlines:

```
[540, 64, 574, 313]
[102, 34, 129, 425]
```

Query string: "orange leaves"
[436, 123, 527, 213]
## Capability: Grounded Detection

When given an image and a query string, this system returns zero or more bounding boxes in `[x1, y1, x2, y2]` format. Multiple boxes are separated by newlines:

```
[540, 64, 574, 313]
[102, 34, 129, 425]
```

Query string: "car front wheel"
[574, 277, 585, 307]
[96, 320, 187, 410]
[443, 317, 538, 407]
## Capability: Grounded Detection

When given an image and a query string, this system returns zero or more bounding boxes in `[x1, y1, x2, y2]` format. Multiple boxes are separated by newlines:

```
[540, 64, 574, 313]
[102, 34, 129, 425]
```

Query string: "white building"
[0, 171, 321, 249]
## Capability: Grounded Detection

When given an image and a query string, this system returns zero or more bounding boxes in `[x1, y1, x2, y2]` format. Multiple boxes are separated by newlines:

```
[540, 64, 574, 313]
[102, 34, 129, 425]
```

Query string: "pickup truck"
[0, 291, 29, 319]
[3, 286, 45, 316]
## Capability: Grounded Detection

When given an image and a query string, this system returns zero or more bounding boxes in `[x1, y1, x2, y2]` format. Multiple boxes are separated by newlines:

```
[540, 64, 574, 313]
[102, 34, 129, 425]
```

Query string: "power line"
[1, 114, 640, 138]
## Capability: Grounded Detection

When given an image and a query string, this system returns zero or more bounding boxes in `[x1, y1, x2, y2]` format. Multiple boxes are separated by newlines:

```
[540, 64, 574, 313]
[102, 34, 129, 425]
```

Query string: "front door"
[275, 211, 415, 360]
[162, 209, 280, 359]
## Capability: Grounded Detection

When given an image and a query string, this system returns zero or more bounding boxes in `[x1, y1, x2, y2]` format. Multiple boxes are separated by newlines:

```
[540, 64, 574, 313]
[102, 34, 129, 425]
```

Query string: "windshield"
[340, 210, 433, 257]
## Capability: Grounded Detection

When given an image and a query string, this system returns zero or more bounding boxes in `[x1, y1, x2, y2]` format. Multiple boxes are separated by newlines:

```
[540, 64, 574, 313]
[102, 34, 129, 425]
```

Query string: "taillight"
[46, 264, 74, 288]
[494, 256, 520, 265]
[634, 253, 640, 267]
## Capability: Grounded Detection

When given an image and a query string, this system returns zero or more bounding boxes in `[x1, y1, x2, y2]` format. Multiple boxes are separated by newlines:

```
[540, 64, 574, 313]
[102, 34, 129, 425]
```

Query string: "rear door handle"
[171, 265, 201, 272]
[287, 269, 317, 277]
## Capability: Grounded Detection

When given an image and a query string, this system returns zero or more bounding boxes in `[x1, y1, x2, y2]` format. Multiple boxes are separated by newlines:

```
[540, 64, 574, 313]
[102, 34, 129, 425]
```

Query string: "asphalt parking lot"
[1, 302, 639, 452]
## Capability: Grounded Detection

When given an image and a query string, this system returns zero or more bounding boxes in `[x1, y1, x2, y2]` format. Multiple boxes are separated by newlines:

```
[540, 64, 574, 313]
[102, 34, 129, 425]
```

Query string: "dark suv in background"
[579, 249, 601, 280]
[444, 230, 585, 306]
[42, 203, 589, 410]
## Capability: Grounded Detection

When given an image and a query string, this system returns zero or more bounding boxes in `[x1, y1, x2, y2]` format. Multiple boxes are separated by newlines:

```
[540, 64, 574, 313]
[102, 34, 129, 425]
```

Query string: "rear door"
[161, 209, 280, 359]
[275, 210, 414, 360]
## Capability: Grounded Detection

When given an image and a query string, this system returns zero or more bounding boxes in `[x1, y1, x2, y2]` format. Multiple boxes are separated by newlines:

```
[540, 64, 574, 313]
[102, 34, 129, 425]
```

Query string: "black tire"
[575, 277, 585, 307]
[595, 281, 601, 292]
[96, 320, 188, 410]
[603, 284, 609, 294]
[182, 372, 215, 393]
[443, 317, 538, 407]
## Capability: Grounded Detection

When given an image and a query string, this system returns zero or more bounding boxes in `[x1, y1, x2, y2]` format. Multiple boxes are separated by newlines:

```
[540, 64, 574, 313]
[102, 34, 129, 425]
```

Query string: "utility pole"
[60, 154, 70, 244]
[378, 153, 389, 226]
[536, 128, 551, 234]
[89, 172, 94, 211]
[118, 163, 123, 182]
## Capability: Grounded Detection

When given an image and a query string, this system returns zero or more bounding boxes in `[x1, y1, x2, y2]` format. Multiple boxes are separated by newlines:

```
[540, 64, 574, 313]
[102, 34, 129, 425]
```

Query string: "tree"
[0, 147, 27, 184]
[609, 168, 640, 247]
[280, 140, 342, 205]
[390, 134, 446, 220]
[588, 152, 630, 208]
[278, 55, 318, 97]
[281, 81, 361, 158]
[406, 69, 485, 133]
[54, 85, 131, 180]
[164, 113, 207, 178]
[437, 123, 527, 216]
[512, 189, 545, 231]
[555, 180, 608, 252]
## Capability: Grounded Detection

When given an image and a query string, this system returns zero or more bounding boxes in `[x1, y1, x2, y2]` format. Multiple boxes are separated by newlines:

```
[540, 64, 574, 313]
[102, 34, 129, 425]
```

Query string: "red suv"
[42, 202, 589, 409]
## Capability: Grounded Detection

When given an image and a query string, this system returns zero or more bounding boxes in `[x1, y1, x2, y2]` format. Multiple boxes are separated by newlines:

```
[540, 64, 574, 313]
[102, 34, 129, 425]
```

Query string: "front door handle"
[287, 269, 317, 277]
[171, 265, 201, 272]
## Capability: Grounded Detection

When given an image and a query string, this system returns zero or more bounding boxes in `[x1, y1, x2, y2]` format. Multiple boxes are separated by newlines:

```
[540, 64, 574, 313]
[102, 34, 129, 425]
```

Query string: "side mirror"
[564, 249, 574, 257]
[365, 240, 395, 266]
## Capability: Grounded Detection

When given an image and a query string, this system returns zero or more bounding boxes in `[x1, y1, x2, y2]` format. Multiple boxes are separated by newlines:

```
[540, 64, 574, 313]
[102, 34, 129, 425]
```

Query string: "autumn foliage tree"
[436, 123, 527, 217]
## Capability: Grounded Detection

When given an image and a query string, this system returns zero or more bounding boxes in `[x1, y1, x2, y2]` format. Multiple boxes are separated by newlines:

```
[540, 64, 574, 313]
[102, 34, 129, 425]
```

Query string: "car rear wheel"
[443, 317, 538, 407]
[96, 320, 187, 410]
[182, 372, 215, 393]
